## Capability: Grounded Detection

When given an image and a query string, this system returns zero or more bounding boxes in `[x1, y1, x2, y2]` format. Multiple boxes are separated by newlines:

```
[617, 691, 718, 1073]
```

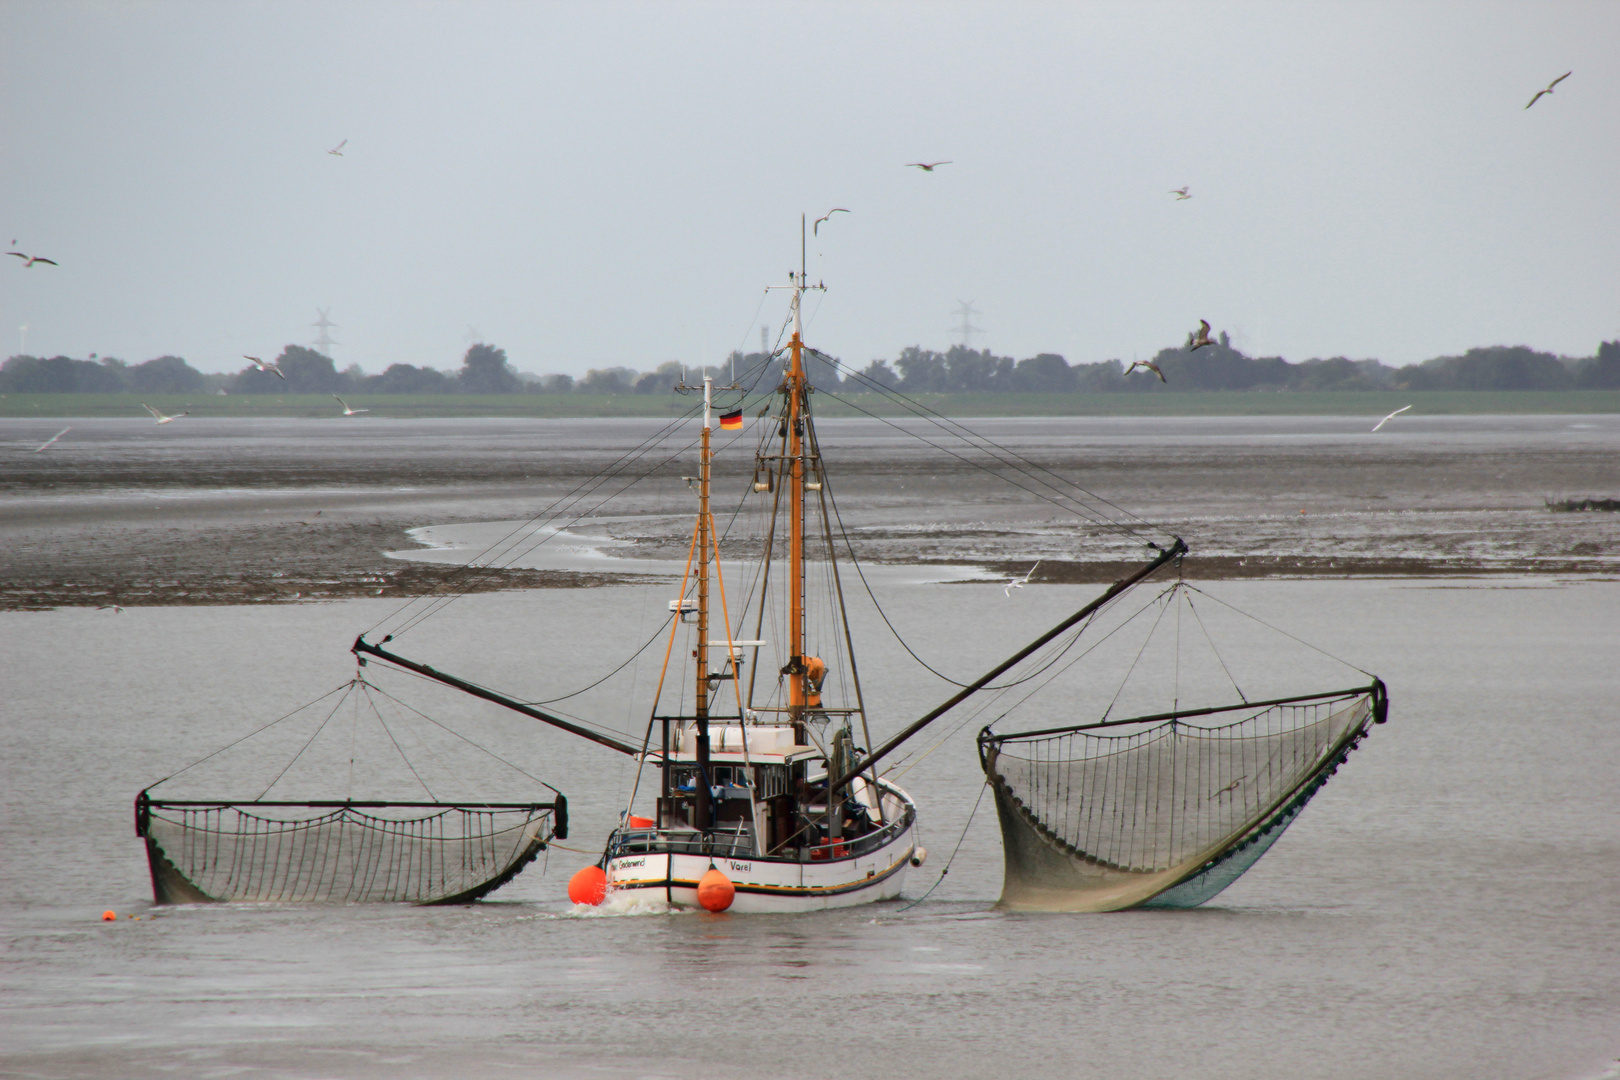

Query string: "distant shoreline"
[3, 389, 1619, 419]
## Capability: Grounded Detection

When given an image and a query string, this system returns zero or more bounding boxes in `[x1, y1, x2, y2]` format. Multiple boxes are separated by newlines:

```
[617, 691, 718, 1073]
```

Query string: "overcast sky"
[2, 1, 1615, 376]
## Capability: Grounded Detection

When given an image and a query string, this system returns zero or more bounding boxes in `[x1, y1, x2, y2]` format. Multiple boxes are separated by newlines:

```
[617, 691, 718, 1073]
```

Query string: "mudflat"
[2, 414, 1614, 610]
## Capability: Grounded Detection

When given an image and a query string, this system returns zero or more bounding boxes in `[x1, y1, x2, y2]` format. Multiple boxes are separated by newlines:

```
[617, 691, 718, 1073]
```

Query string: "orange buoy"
[101, 910, 116, 921]
[697, 867, 734, 912]
[568, 865, 608, 906]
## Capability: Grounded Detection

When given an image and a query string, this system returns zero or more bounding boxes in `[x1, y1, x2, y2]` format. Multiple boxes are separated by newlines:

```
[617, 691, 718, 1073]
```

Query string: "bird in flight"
[141, 403, 188, 425]
[333, 394, 369, 416]
[1187, 319, 1215, 351]
[1525, 72, 1571, 110]
[244, 355, 286, 379]
[1170, 187, 1191, 200]
[1125, 360, 1167, 383]
[1209, 776, 1247, 800]
[328, 139, 348, 155]
[96, 604, 125, 613]
[813, 208, 849, 236]
[1371, 404, 1412, 432]
[8, 251, 57, 268]
[33, 426, 71, 452]
[905, 161, 952, 171]
[1004, 560, 1040, 597]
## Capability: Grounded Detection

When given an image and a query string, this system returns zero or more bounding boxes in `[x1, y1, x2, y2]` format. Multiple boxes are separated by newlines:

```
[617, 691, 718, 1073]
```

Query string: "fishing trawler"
[343, 216, 1388, 914]
[355, 220, 928, 911]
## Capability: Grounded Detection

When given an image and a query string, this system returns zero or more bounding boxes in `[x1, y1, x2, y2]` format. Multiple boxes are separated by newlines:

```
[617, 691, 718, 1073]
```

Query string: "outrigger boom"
[351, 634, 642, 756]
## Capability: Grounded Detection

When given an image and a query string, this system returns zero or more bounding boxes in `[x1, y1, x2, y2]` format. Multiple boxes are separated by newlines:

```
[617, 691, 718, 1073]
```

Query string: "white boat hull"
[605, 823, 917, 913]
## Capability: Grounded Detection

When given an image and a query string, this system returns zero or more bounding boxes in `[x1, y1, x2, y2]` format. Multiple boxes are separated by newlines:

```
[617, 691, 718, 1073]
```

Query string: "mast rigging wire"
[808, 347, 1171, 543]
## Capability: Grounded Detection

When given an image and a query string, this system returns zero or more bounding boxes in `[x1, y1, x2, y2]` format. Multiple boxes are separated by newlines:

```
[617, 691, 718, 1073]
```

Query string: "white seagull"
[1004, 560, 1040, 596]
[33, 426, 70, 452]
[244, 355, 286, 379]
[1125, 360, 1167, 383]
[813, 208, 849, 236]
[1525, 72, 1571, 110]
[8, 251, 58, 268]
[141, 403, 188, 425]
[1371, 404, 1412, 432]
[328, 139, 348, 156]
[1170, 187, 1191, 200]
[333, 394, 369, 416]
[1187, 319, 1215, 351]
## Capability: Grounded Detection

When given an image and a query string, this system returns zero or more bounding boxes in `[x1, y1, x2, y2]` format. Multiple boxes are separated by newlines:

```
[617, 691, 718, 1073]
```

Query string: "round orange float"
[567, 865, 607, 906]
[697, 867, 734, 912]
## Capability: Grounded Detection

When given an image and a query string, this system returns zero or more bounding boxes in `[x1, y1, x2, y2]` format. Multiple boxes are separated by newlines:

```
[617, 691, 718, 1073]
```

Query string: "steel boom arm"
[352, 635, 641, 756]
[827, 537, 1187, 791]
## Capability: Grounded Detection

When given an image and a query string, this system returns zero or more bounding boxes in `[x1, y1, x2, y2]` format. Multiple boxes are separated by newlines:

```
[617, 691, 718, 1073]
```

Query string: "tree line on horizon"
[4, 337, 1617, 396]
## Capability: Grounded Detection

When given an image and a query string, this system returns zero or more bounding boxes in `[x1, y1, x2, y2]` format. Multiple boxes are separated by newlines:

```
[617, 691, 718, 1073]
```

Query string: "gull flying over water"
[1371, 405, 1412, 432]
[33, 427, 70, 452]
[1170, 187, 1191, 200]
[141, 403, 188, 425]
[328, 139, 347, 156]
[1187, 319, 1215, 351]
[1125, 360, 1167, 383]
[333, 395, 369, 416]
[1004, 560, 1040, 596]
[8, 251, 57, 268]
[1525, 72, 1571, 110]
[905, 161, 952, 171]
[244, 355, 286, 379]
[813, 208, 849, 236]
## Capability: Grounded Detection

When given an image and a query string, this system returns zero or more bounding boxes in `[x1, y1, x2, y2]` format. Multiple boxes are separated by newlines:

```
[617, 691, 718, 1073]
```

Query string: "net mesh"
[139, 800, 556, 905]
[980, 688, 1378, 911]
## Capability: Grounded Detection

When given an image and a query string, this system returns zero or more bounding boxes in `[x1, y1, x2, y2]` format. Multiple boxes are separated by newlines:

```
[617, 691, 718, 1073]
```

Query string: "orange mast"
[784, 214, 812, 729]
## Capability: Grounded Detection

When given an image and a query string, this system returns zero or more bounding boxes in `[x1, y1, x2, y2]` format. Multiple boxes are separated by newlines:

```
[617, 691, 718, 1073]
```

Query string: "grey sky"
[3, 1, 1615, 376]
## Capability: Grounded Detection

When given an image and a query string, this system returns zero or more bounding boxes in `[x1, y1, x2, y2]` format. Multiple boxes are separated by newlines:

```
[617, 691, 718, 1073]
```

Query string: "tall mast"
[693, 376, 714, 830]
[786, 214, 808, 727]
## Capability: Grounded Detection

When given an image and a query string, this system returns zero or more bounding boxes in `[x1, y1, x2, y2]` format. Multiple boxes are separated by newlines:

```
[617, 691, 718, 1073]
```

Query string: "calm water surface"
[3, 575, 1618, 1080]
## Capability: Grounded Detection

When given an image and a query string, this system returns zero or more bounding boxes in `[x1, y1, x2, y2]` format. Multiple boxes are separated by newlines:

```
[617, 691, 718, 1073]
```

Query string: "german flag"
[718, 408, 743, 431]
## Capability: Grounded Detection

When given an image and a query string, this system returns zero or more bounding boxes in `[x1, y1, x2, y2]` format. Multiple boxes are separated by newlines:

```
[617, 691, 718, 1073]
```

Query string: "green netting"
[139, 798, 556, 905]
[979, 686, 1381, 911]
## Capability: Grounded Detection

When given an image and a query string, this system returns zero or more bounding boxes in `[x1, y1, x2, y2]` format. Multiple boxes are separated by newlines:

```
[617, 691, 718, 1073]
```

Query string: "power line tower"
[949, 300, 985, 350]
[312, 308, 340, 357]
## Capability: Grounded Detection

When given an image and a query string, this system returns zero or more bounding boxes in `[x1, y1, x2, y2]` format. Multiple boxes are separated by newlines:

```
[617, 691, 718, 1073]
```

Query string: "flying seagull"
[141, 403, 188, 425]
[905, 161, 952, 171]
[1371, 404, 1412, 432]
[1170, 187, 1191, 200]
[1004, 560, 1040, 597]
[328, 139, 348, 155]
[1125, 360, 1167, 383]
[333, 394, 369, 416]
[813, 208, 849, 236]
[32, 426, 70, 452]
[8, 251, 57, 268]
[244, 355, 286, 379]
[1525, 72, 1571, 110]
[1188, 319, 1215, 351]
[96, 604, 125, 613]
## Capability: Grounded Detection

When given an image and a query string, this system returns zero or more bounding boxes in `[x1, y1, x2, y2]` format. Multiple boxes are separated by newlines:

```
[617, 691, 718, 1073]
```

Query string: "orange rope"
[649, 515, 702, 720]
[708, 511, 747, 718]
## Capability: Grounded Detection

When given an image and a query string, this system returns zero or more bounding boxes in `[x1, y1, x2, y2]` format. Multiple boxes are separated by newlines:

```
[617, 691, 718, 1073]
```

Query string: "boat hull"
[605, 823, 916, 913]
